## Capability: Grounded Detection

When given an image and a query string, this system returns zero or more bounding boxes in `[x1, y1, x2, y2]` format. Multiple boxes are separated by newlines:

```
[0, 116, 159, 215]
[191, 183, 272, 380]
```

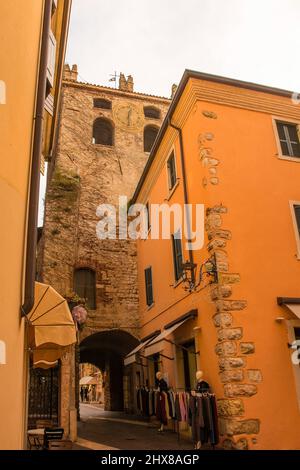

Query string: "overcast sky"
[66, 0, 300, 97]
[39, 0, 300, 225]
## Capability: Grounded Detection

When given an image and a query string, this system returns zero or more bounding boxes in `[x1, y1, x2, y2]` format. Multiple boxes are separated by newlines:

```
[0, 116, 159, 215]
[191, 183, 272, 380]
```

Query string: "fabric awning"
[285, 304, 300, 319]
[277, 297, 300, 320]
[144, 320, 186, 357]
[80, 375, 99, 385]
[124, 338, 154, 366]
[27, 282, 77, 369]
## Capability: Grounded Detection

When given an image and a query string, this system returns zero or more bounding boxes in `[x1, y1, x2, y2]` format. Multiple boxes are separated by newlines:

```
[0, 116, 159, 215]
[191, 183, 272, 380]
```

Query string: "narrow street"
[76, 404, 193, 451]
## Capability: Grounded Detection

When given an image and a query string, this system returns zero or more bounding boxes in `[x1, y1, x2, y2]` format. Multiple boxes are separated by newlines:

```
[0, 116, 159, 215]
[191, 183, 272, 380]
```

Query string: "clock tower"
[39, 66, 171, 412]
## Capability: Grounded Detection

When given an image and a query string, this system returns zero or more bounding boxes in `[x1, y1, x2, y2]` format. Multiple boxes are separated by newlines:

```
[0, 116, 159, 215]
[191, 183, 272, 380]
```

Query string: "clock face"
[114, 103, 143, 130]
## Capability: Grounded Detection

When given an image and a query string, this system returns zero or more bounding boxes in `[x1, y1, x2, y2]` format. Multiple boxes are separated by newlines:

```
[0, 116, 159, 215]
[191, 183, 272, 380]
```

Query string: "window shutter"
[145, 268, 153, 306]
[167, 153, 177, 190]
[297, 125, 300, 142]
[172, 234, 183, 281]
[74, 268, 96, 310]
[47, 30, 56, 89]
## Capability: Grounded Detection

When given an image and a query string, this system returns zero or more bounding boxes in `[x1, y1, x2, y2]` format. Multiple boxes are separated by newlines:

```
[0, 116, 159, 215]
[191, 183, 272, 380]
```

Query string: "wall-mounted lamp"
[182, 253, 218, 292]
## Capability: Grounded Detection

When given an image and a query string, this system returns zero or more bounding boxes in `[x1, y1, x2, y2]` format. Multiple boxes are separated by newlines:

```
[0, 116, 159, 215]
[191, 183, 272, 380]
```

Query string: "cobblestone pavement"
[76, 404, 194, 451]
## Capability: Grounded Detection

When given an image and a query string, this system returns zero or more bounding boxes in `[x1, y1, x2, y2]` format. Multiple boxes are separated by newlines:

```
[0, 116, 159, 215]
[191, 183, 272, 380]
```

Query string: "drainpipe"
[168, 119, 195, 284]
[21, 0, 52, 316]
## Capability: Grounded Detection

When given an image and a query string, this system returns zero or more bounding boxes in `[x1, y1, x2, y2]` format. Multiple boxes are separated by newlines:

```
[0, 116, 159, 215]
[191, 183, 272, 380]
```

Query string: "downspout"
[21, 0, 52, 316]
[168, 119, 195, 284]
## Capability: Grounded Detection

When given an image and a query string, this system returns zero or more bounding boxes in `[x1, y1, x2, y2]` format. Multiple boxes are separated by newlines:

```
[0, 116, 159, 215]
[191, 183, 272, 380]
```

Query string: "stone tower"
[39, 66, 170, 411]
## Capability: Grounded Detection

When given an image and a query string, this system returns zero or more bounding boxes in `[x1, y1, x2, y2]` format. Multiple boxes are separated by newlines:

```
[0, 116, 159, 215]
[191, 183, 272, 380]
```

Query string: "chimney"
[171, 84, 178, 99]
[119, 73, 127, 91]
[118, 73, 134, 92]
[127, 75, 134, 93]
[64, 64, 78, 81]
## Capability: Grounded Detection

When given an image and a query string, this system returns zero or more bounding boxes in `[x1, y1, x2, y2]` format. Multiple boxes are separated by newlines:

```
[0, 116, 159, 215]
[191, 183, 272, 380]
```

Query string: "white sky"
[66, 0, 300, 97]
[39, 0, 300, 225]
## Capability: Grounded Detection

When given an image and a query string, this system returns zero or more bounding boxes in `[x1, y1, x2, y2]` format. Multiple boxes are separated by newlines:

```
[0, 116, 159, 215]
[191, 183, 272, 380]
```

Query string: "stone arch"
[93, 98, 112, 110]
[144, 106, 161, 119]
[93, 117, 114, 146]
[80, 330, 139, 411]
[144, 124, 159, 152]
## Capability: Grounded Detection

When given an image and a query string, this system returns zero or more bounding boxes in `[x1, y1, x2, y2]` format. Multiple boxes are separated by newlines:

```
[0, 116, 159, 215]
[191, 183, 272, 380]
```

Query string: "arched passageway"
[80, 330, 139, 411]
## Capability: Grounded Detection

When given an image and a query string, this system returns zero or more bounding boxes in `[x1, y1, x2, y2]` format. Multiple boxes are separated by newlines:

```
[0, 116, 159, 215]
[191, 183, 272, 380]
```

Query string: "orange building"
[0, 0, 72, 449]
[127, 70, 300, 450]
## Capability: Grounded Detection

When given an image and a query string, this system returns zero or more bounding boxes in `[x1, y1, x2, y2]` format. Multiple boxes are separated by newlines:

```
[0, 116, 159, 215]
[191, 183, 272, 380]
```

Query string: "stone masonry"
[39, 66, 170, 414]
[199, 124, 261, 450]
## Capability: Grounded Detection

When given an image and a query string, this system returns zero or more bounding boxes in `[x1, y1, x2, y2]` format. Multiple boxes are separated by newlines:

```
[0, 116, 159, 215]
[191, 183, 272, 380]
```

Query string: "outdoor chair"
[49, 440, 73, 451]
[44, 427, 64, 449]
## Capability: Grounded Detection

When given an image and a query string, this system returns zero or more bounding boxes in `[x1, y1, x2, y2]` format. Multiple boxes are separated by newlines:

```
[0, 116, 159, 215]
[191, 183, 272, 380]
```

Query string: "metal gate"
[28, 366, 59, 429]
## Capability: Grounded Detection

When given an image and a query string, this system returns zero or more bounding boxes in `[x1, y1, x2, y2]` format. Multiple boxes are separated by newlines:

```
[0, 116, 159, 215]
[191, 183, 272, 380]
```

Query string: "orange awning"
[27, 282, 77, 368]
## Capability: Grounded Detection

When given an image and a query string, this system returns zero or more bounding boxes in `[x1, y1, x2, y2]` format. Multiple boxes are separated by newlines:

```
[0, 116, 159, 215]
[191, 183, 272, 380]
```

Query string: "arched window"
[144, 125, 159, 152]
[94, 98, 111, 110]
[93, 118, 114, 146]
[144, 106, 160, 119]
[74, 268, 96, 310]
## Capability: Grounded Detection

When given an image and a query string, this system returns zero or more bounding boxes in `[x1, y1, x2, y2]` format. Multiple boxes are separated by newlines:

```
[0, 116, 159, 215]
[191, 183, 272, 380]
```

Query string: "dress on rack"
[188, 382, 219, 446]
[155, 379, 169, 425]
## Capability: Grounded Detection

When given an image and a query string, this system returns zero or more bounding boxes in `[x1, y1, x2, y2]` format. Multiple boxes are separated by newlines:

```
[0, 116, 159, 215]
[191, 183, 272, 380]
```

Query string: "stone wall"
[197, 117, 261, 449]
[39, 76, 170, 413]
[206, 204, 261, 450]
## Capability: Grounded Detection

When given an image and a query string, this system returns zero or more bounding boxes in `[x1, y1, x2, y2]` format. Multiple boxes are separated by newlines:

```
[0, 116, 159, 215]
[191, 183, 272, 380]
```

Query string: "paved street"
[76, 404, 194, 450]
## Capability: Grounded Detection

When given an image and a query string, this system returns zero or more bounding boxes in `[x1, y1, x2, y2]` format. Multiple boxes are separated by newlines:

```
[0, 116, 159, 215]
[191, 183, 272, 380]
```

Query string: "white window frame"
[272, 116, 300, 163]
[289, 200, 300, 259]
[165, 147, 179, 200]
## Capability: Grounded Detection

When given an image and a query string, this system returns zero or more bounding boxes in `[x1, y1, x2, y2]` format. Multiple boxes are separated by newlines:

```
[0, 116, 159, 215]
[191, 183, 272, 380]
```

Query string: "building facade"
[39, 69, 170, 413]
[0, 0, 72, 449]
[128, 70, 300, 449]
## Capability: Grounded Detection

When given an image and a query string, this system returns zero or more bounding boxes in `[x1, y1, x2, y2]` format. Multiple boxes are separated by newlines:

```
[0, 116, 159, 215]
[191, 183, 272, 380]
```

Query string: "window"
[144, 106, 160, 119]
[294, 327, 300, 368]
[144, 125, 159, 152]
[276, 121, 300, 158]
[146, 202, 151, 231]
[167, 152, 177, 190]
[145, 267, 153, 306]
[294, 205, 300, 235]
[93, 118, 114, 146]
[93, 98, 111, 110]
[181, 340, 197, 392]
[74, 268, 96, 309]
[149, 353, 160, 387]
[290, 202, 300, 257]
[287, 320, 300, 410]
[172, 232, 183, 281]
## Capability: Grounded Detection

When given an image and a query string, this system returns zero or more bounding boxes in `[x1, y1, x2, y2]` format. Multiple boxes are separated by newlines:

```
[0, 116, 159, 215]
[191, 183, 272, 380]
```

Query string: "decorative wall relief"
[202, 110, 217, 119]
[198, 132, 220, 186]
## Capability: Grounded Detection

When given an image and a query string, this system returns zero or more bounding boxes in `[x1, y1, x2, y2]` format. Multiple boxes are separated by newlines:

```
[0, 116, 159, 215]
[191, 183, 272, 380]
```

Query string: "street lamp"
[182, 254, 218, 292]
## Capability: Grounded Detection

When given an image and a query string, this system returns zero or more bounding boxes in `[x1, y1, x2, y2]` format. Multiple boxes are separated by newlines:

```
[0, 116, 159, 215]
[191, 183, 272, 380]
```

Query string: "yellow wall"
[0, 0, 45, 449]
[136, 76, 300, 449]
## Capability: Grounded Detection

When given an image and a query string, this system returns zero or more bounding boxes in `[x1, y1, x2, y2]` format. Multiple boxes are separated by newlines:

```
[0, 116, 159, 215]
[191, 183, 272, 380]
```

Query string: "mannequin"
[195, 370, 210, 393]
[155, 371, 168, 432]
[192, 371, 211, 449]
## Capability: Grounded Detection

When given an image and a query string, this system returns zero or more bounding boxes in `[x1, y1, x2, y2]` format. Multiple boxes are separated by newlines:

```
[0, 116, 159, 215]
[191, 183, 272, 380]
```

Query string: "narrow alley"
[76, 404, 193, 451]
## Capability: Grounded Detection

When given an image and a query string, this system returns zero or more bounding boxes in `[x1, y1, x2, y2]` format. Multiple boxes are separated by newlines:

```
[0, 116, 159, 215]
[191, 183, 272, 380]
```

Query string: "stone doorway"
[79, 330, 139, 412]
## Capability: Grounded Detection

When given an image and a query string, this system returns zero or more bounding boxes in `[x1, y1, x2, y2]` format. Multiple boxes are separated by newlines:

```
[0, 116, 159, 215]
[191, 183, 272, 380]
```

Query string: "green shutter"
[145, 267, 153, 306]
